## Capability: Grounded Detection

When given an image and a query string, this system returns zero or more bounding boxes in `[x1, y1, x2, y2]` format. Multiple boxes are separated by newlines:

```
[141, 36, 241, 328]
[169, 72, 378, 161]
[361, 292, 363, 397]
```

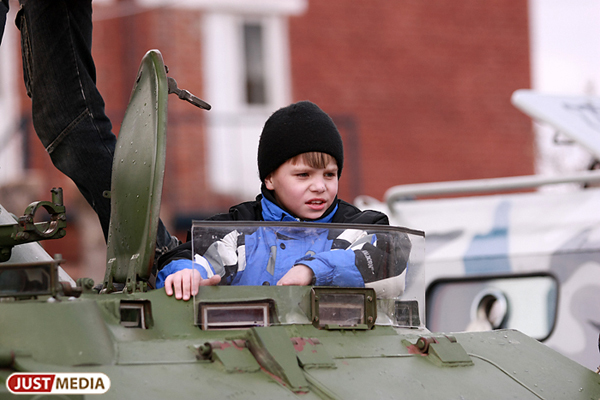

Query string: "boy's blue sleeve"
[296, 250, 365, 287]
[155, 259, 212, 289]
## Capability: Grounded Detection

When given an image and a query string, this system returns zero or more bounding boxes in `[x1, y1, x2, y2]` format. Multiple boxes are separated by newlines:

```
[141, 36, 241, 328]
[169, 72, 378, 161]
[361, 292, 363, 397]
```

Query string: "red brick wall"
[289, 0, 533, 201]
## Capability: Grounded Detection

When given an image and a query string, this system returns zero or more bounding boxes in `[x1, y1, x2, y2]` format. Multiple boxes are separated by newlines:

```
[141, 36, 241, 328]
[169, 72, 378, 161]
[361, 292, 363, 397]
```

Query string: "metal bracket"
[167, 77, 211, 110]
[0, 188, 67, 262]
[197, 340, 260, 373]
[405, 335, 474, 367]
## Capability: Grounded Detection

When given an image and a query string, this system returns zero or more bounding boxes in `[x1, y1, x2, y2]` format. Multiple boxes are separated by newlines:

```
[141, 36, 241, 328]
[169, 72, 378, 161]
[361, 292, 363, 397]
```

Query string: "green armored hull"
[1, 286, 599, 399]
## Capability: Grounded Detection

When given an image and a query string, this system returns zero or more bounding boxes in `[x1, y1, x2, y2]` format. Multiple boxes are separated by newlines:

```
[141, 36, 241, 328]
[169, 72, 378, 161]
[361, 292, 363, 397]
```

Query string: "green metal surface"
[246, 326, 310, 393]
[0, 299, 116, 366]
[293, 338, 335, 369]
[206, 341, 261, 373]
[104, 50, 168, 291]
[1, 287, 600, 399]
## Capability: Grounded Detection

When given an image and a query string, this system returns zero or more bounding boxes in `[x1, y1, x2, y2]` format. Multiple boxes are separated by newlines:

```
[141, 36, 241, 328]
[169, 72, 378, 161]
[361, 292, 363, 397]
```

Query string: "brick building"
[0, 0, 532, 280]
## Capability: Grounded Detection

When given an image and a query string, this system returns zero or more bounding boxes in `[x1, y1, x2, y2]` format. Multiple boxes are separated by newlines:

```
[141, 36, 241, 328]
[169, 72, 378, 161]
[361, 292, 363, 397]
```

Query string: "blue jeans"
[16, 0, 175, 260]
[18, 0, 114, 239]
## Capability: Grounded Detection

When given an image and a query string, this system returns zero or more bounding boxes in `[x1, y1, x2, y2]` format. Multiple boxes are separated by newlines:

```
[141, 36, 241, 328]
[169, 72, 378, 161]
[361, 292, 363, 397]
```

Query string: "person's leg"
[16, 0, 178, 263]
[17, 0, 114, 239]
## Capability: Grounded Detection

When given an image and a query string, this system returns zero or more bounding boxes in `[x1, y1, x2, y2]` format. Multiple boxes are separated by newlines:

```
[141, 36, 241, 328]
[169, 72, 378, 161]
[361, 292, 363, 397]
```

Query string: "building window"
[243, 23, 266, 105]
[202, 13, 294, 198]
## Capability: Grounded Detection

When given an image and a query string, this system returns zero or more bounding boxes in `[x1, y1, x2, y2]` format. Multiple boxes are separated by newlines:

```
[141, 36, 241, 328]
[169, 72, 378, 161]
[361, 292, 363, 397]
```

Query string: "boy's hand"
[277, 264, 314, 286]
[164, 269, 221, 300]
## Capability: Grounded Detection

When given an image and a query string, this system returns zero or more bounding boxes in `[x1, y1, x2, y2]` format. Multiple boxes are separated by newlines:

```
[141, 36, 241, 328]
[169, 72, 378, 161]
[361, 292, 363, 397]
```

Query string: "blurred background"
[0, 0, 598, 283]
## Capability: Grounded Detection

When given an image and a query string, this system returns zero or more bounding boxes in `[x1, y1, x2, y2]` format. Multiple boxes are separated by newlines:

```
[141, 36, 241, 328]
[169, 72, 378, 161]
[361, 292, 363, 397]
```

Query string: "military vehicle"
[1, 50, 600, 399]
[357, 90, 600, 370]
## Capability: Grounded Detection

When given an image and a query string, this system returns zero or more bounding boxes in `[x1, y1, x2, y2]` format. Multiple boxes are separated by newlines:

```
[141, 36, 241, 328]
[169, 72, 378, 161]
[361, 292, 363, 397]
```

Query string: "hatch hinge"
[198, 327, 309, 392]
[404, 335, 474, 367]
[197, 340, 260, 373]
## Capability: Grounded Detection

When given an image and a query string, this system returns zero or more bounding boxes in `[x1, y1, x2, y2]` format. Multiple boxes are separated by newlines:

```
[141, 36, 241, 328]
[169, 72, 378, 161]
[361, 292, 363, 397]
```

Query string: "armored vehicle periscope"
[1, 50, 599, 399]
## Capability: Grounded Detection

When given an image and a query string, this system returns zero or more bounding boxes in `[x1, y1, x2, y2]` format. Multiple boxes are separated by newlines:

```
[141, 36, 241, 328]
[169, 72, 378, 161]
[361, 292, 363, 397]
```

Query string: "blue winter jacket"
[156, 196, 378, 287]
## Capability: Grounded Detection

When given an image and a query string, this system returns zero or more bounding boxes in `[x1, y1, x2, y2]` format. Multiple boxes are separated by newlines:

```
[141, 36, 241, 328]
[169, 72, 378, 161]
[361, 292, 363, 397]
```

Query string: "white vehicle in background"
[356, 89, 600, 370]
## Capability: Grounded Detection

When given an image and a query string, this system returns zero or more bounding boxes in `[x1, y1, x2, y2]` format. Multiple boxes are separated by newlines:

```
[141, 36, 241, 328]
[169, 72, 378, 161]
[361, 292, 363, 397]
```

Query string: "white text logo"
[7, 373, 110, 395]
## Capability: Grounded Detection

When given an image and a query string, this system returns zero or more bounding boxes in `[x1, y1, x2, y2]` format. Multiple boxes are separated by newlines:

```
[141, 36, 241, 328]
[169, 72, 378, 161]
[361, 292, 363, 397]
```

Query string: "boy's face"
[265, 157, 339, 220]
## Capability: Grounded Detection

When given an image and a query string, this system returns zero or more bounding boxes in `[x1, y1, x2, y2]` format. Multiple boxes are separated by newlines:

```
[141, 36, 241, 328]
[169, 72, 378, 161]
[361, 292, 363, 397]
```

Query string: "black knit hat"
[257, 101, 344, 182]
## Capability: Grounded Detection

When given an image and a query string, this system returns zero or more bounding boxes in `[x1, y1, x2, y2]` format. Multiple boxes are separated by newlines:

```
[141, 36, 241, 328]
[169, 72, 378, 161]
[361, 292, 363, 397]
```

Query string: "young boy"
[156, 101, 389, 299]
